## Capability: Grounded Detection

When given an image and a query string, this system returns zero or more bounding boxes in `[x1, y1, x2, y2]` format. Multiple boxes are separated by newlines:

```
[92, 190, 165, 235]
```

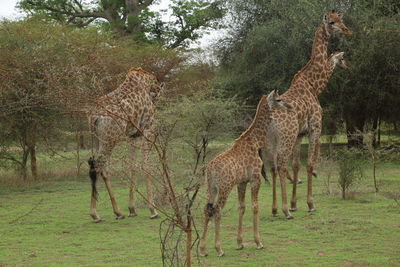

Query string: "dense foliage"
[214, 0, 400, 146]
[0, 18, 183, 179]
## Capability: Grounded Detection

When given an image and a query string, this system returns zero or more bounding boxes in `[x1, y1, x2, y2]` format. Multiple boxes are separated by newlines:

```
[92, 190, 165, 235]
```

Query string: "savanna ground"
[0, 139, 399, 267]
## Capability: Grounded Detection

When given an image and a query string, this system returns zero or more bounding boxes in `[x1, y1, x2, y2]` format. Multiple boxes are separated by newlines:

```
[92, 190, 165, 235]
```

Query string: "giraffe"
[199, 90, 292, 257]
[87, 68, 164, 222]
[266, 10, 350, 219]
[285, 50, 349, 186]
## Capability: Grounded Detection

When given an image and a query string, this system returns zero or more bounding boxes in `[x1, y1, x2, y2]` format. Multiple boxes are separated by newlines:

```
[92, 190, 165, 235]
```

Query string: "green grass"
[0, 143, 399, 266]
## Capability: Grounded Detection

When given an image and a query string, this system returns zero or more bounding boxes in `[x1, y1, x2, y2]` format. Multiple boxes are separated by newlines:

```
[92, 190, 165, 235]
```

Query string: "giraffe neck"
[313, 56, 337, 96]
[235, 95, 269, 149]
[311, 23, 329, 59]
[290, 23, 331, 97]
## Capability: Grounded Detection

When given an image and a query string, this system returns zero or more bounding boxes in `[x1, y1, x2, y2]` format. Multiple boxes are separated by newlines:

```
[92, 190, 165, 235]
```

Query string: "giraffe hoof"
[128, 213, 137, 217]
[90, 214, 102, 223]
[217, 251, 224, 257]
[289, 207, 297, 212]
[272, 209, 278, 217]
[150, 214, 159, 219]
[286, 215, 294, 220]
[199, 253, 208, 257]
[308, 208, 316, 212]
[256, 243, 264, 250]
[116, 215, 125, 220]
[297, 180, 303, 184]
[236, 244, 244, 250]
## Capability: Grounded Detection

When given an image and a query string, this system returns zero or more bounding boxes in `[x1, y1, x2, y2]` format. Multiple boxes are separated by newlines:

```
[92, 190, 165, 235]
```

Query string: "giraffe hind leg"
[88, 158, 101, 222]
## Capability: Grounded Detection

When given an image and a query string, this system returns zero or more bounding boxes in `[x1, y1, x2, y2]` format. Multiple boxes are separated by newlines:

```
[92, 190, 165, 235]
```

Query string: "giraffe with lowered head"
[265, 10, 351, 219]
[87, 68, 163, 222]
[199, 90, 292, 257]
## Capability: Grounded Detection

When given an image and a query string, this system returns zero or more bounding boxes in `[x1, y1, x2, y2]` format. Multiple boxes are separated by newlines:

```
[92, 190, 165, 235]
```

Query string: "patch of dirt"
[356, 200, 371, 203]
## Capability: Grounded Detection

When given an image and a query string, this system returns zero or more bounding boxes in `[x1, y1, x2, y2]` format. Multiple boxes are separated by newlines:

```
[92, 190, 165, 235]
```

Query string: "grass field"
[0, 142, 399, 266]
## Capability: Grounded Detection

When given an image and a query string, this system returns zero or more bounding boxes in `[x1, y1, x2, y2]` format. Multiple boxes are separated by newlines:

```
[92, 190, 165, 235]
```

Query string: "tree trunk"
[377, 117, 381, 146]
[20, 149, 29, 182]
[28, 145, 38, 180]
[341, 185, 346, 200]
[345, 113, 365, 148]
[328, 135, 333, 158]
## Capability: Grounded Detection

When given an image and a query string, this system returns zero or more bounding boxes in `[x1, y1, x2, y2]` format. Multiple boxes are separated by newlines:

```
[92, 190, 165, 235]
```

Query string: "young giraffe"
[266, 11, 350, 219]
[199, 90, 292, 257]
[88, 68, 163, 222]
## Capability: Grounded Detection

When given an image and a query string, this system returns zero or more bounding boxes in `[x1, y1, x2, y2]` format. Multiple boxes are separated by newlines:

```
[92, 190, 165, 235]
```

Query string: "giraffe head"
[323, 10, 351, 36]
[267, 90, 293, 111]
[149, 80, 164, 100]
[330, 51, 349, 69]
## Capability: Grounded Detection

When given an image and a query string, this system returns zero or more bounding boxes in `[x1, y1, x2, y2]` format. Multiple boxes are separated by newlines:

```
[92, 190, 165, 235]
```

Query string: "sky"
[0, 0, 22, 19]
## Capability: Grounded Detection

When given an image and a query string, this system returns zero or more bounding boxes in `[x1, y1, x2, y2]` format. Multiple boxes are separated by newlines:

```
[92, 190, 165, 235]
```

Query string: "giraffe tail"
[88, 157, 98, 201]
[205, 170, 218, 217]
[206, 203, 215, 217]
[258, 149, 270, 184]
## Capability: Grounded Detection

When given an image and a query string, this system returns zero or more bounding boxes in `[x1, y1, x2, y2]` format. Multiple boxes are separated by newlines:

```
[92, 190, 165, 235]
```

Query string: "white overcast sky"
[0, 0, 22, 19]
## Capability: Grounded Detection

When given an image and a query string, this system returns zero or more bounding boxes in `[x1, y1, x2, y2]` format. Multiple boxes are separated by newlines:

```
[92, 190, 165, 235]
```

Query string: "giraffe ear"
[267, 90, 293, 110]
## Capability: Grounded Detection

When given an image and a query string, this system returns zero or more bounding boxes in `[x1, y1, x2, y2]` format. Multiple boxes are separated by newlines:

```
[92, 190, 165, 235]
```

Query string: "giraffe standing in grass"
[199, 90, 292, 257]
[266, 10, 351, 219]
[88, 68, 163, 222]
[285, 50, 348, 209]
[285, 50, 349, 185]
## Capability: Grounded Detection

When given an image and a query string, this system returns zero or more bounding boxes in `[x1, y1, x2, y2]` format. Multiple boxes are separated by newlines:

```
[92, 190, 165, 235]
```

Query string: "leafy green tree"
[18, 0, 224, 48]
[215, 0, 400, 147]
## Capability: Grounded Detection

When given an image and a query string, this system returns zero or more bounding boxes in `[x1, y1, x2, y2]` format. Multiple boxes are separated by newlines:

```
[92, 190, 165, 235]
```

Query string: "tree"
[0, 18, 184, 180]
[18, 0, 224, 48]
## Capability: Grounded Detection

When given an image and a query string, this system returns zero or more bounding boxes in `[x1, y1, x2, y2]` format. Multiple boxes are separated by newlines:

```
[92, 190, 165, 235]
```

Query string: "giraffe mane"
[290, 59, 313, 86]
[236, 95, 269, 140]
[290, 23, 328, 86]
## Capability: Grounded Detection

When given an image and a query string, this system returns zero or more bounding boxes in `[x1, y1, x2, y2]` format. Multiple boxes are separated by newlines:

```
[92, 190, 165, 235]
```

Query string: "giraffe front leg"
[278, 164, 293, 219]
[290, 138, 301, 212]
[307, 129, 321, 212]
[270, 167, 278, 216]
[141, 136, 159, 219]
[236, 183, 247, 250]
[251, 177, 263, 250]
[128, 141, 137, 217]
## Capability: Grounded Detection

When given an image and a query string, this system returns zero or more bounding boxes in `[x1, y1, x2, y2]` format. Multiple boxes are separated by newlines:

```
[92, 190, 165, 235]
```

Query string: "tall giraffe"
[287, 51, 348, 210]
[285, 49, 349, 186]
[199, 90, 292, 257]
[266, 11, 350, 219]
[87, 68, 163, 222]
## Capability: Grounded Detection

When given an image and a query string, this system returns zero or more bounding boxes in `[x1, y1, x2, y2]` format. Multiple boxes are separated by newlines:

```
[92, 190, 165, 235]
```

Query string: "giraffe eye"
[329, 21, 335, 25]
[276, 99, 282, 102]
